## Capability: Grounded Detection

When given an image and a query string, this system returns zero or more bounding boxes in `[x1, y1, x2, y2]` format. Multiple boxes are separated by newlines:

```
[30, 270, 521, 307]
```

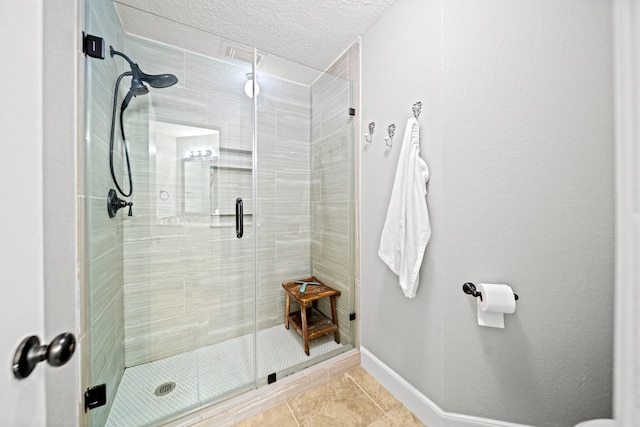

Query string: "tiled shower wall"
[310, 44, 359, 346]
[120, 36, 315, 366]
[256, 73, 313, 330]
[85, 0, 125, 425]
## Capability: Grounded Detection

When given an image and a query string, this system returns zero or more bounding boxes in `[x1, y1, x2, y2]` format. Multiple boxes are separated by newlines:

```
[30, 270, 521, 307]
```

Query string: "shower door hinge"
[82, 32, 105, 59]
[349, 312, 356, 321]
[348, 108, 356, 116]
[267, 373, 277, 384]
[84, 384, 107, 412]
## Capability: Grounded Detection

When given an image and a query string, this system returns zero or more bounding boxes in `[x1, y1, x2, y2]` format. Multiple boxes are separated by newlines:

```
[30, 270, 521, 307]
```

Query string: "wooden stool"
[282, 276, 341, 356]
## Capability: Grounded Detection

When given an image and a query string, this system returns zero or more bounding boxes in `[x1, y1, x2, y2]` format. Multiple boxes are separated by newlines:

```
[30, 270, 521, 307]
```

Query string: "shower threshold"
[105, 325, 344, 426]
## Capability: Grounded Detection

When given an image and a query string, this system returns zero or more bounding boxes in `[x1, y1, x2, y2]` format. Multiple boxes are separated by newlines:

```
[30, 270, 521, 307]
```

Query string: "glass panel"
[85, 2, 256, 425]
[84, 1, 126, 426]
[255, 52, 355, 384]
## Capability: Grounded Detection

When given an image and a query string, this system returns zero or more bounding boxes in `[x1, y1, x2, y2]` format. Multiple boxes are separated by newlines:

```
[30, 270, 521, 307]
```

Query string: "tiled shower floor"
[106, 325, 343, 426]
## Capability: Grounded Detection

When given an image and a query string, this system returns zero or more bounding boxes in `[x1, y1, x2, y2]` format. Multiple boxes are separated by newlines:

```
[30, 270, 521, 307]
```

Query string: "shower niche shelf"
[175, 142, 253, 227]
[210, 213, 252, 228]
[217, 147, 252, 170]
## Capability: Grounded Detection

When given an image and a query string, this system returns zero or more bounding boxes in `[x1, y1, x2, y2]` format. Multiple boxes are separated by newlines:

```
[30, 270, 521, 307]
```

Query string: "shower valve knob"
[107, 189, 133, 218]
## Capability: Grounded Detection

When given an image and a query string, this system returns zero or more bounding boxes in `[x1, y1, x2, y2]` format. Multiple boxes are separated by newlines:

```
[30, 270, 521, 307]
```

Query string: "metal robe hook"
[364, 122, 375, 143]
[385, 124, 396, 147]
[412, 101, 422, 119]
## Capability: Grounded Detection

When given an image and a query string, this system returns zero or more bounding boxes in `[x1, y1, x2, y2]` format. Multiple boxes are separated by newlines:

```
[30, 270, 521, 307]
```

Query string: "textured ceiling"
[114, 0, 395, 75]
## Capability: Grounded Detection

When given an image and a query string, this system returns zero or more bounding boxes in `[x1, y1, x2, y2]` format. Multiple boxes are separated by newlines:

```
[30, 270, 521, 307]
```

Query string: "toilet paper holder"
[463, 282, 519, 301]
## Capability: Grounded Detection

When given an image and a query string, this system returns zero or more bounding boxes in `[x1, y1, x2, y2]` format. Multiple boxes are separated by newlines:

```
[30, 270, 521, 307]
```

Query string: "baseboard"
[360, 347, 532, 427]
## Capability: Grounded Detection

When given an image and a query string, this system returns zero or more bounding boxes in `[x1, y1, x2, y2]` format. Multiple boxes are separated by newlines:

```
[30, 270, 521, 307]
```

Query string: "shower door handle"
[235, 197, 243, 238]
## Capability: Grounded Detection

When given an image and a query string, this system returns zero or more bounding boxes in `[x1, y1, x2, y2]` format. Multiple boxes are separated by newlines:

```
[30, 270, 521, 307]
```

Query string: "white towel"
[378, 117, 431, 298]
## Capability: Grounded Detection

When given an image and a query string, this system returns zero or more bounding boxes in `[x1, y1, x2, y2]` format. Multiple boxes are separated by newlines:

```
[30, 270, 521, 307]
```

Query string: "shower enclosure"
[83, 0, 356, 425]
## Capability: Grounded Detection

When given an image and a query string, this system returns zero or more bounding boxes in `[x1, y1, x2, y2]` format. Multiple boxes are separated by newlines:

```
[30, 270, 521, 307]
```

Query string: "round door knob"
[12, 332, 76, 379]
[46, 332, 76, 367]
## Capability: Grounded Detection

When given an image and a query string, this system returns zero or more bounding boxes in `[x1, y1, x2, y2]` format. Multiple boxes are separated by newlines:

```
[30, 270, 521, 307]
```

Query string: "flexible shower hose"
[109, 71, 134, 197]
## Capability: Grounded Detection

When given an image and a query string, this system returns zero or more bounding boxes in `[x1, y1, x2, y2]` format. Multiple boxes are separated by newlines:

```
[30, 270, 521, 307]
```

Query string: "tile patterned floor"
[194, 367, 425, 427]
[106, 326, 343, 426]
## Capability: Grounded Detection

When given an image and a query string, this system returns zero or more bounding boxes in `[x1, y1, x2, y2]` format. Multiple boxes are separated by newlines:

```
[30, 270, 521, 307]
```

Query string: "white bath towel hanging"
[378, 117, 431, 298]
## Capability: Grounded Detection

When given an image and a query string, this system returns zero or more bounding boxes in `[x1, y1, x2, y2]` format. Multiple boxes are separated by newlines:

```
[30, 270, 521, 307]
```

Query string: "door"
[0, 0, 46, 425]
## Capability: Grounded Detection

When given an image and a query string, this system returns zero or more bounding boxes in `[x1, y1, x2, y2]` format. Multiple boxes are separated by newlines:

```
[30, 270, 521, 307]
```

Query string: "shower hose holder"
[107, 188, 133, 218]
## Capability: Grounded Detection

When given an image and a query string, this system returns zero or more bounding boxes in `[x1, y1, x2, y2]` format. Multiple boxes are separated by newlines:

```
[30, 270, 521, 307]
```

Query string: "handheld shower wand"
[108, 46, 178, 210]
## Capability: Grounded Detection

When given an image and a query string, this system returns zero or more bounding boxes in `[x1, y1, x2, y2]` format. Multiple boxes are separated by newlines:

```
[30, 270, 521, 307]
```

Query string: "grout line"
[345, 371, 387, 415]
[286, 401, 301, 427]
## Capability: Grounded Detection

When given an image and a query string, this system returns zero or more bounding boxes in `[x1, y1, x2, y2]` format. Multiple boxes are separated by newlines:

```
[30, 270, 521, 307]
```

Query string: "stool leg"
[330, 295, 340, 344]
[300, 302, 310, 356]
[284, 293, 290, 329]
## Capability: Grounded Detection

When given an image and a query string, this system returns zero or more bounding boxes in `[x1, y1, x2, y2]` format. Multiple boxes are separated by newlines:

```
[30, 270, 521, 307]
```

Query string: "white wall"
[361, 0, 446, 408]
[361, 0, 614, 426]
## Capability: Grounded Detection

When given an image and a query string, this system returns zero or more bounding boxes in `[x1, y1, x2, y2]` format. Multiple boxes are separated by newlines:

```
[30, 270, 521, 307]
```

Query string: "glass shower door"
[254, 53, 356, 384]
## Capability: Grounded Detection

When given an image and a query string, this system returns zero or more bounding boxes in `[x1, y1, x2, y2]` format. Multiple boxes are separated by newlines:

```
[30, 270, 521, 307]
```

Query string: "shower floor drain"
[154, 382, 176, 397]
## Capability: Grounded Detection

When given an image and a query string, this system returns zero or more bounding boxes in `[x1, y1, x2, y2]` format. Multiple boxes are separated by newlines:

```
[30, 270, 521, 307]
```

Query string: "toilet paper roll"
[476, 283, 516, 328]
[478, 283, 516, 314]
